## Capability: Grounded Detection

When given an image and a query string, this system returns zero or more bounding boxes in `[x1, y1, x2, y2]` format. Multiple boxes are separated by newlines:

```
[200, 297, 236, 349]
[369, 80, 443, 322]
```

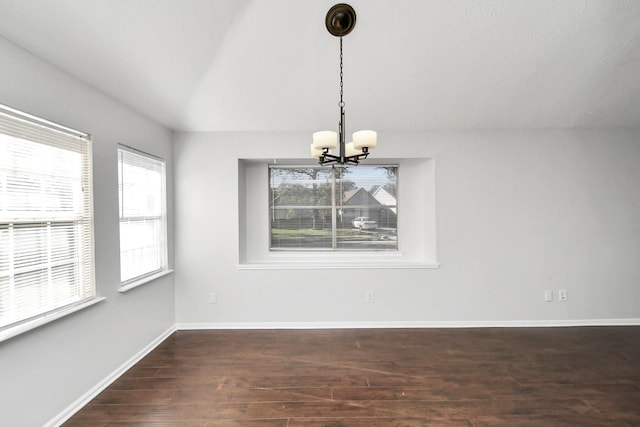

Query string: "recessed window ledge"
[0, 296, 106, 343]
[238, 254, 439, 270]
[119, 269, 174, 293]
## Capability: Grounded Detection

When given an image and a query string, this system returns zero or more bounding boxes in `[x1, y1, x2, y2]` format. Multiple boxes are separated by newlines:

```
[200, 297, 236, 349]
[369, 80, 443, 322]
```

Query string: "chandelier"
[310, 3, 377, 166]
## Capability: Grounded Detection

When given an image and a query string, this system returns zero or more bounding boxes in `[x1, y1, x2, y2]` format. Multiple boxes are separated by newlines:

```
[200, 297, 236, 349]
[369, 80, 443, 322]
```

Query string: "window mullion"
[8, 224, 16, 320]
[46, 221, 53, 306]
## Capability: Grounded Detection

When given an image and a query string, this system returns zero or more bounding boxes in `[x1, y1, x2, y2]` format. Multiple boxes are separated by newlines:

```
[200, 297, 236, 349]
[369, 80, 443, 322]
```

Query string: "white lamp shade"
[345, 142, 362, 157]
[312, 131, 338, 150]
[310, 144, 324, 158]
[352, 130, 377, 149]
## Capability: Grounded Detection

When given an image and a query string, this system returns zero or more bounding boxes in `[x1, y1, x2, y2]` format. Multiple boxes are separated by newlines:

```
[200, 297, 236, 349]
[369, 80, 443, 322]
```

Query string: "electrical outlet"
[209, 292, 217, 304]
[366, 291, 375, 303]
[544, 290, 553, 302]
[558, 289, 567, 302]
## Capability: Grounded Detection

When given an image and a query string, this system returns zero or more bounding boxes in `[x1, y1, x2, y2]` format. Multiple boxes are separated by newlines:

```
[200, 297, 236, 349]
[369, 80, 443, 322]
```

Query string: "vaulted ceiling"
[1, 0, 639, 132]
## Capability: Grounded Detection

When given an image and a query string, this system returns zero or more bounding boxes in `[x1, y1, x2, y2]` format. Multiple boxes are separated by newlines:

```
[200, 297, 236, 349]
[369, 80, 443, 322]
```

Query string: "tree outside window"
[269, 165, 398, 251]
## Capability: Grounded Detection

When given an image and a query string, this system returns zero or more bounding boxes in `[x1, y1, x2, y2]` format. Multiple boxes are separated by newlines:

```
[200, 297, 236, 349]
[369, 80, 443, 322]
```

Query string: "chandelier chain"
[339, 36, 344, 108]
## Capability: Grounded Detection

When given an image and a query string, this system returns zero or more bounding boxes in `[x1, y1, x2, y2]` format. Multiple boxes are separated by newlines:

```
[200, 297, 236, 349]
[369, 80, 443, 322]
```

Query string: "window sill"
[237, 260, 439, 270]
[119, 269, 174, 293]
[239, 249, 438, 270]
[0, 296, 106, 343]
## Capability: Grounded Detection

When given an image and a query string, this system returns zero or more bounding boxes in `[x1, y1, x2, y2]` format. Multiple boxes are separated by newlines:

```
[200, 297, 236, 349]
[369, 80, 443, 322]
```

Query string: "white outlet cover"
[558, 290, 567, 301]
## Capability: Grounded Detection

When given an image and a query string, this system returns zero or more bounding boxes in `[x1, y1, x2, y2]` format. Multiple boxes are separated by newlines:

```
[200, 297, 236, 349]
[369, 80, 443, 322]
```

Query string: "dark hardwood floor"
[64, 327, 640, 426]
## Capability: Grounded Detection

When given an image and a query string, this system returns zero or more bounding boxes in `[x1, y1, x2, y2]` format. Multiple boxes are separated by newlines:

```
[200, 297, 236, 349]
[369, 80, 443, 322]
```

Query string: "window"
[0, 104, 95, 332]
[240, 158, 435, 268]
[269, 165, 398, 251]
[118, 146, 167, 285]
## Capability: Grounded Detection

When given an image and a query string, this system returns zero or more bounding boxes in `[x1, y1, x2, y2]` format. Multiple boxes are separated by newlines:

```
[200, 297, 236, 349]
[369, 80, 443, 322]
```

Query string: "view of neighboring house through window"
[118, 146, 167, 284]
[269, 165, 398, 250]
[0, 104, 95, 331]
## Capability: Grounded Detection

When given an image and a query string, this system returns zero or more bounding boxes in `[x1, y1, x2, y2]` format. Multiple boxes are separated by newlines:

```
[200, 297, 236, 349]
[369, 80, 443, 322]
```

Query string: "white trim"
[0, 297, 106, 343]
[236, 262, 439, 270]
[45, 325, 176, 427]
[119, 269, 174, 293]
[177, 318, 640, 330]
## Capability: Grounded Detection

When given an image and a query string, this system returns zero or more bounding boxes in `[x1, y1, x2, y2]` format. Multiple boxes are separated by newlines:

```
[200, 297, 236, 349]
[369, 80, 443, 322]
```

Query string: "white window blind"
[118, 146, 167, 284]
[0, 105, 95, 331]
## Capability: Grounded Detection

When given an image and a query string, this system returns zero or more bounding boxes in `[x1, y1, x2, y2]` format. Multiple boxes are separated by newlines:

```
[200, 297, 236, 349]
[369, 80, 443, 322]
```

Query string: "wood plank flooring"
[64, 327, 640, 426]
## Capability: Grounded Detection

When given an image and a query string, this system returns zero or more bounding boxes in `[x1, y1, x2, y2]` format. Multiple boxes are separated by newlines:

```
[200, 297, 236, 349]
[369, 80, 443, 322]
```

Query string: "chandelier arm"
[319, 150, 368, 166]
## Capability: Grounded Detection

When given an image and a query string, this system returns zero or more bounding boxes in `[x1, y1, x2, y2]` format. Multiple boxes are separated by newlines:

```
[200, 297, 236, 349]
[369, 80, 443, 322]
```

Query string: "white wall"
[174, 129, 640, 327]
[0, 37, 175, 426]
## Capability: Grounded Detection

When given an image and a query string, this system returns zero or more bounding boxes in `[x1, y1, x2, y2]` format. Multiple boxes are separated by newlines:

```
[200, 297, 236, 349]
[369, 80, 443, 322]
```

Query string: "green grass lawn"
[272, 228, 379, 241]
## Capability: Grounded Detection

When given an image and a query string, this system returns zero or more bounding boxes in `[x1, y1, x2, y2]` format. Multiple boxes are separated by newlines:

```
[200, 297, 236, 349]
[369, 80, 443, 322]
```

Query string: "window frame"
[0, 104, 101, 342]
[268, 164, 399, 252]
[117, 144, 171, 291]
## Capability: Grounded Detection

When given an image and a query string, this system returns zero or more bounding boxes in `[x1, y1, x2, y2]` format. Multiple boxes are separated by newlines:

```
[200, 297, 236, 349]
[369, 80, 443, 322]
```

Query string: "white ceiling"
[0, 0, 639, 132]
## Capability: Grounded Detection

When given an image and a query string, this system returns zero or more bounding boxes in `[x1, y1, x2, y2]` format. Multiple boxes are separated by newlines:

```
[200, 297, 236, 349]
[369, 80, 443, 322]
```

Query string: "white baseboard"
[46, 325, 176, 427]
[176, 318, 640, 330]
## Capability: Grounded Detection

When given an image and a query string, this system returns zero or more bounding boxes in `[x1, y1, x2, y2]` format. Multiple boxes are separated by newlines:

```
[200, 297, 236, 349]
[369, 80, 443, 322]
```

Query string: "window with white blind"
[118, 146, 168, 286]
[0, 104, 96, 335]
